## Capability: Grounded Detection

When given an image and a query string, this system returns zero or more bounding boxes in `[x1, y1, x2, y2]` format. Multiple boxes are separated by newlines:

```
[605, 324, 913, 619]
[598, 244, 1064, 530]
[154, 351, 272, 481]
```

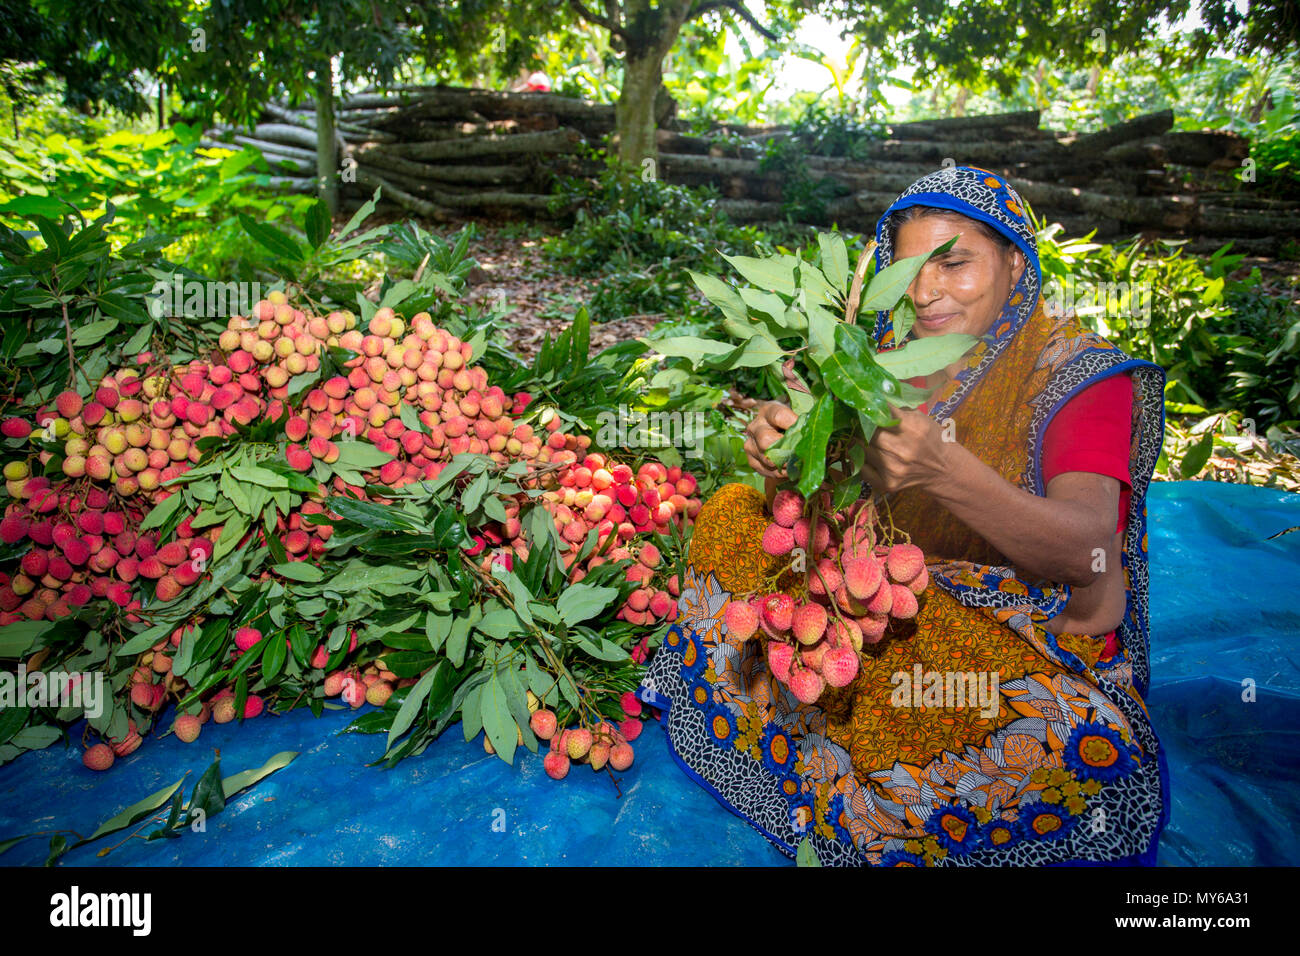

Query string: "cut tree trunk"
[316, 63, 338, 216]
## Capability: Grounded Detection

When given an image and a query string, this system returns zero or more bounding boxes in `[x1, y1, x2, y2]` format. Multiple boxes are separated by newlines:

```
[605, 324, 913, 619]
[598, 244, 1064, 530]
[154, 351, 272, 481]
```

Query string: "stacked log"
[203, 85, 1297, 255]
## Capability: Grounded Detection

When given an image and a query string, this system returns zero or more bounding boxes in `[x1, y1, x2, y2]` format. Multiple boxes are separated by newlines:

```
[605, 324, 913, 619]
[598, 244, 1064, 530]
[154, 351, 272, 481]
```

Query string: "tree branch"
[570, 0, 629, 41]
[690, 1, 779, 41]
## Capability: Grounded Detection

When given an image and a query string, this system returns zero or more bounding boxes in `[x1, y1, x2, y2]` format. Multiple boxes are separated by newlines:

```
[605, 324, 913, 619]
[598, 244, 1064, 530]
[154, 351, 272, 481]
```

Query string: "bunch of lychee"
[725, 489, 929, 704]
[525, 690, 643, 779]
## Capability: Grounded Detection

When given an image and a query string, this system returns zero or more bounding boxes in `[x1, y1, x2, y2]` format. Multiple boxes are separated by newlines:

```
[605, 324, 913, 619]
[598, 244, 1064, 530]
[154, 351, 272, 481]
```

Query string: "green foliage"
[643, 231, 973, 499]
[0, 206, 187, 409]
[544, 155, 783, 320]
[0, 121, 322, 276]
[1035, 218, 1300, 427]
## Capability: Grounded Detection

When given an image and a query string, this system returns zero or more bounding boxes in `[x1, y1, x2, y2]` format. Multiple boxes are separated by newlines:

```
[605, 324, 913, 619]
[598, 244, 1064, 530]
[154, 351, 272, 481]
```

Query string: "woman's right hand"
[745, 401, 798, 478]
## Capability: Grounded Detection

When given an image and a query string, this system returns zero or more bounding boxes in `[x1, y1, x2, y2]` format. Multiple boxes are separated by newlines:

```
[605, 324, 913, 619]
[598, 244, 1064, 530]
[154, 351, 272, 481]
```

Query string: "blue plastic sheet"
[1, 480, 1296, 866]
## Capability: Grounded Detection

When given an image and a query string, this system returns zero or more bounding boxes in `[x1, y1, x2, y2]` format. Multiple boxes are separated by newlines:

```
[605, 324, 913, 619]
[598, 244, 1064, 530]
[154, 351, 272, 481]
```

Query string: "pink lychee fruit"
[788, 664, 825, 704]
[724, 600, 760, 642]
[83, 743, 115, 771]
[886, 543, 926, 584]
[791, 602, 828, 646]
[822, 646, 861, 688]
[174, 714, 202, 743]
[760, 592, 795, 632]
[771, 489, 804, 528]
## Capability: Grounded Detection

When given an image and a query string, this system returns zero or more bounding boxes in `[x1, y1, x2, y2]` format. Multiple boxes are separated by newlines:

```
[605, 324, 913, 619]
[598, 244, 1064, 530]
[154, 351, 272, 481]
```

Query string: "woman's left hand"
[861, 405, 952, 494]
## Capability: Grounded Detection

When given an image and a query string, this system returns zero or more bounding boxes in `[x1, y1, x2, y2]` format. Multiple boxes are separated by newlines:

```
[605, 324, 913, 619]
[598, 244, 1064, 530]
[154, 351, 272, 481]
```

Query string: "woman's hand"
[745, 401, 798, 478]
[861, 404, 952, 494]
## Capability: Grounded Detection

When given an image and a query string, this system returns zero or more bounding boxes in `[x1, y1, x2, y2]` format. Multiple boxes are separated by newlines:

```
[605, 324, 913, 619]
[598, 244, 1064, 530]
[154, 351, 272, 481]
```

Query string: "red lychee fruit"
[822, 646, 860, 688]
[768, 641, 795, 683]
[609, 742, 634, 771]
[791, 602, 828, 645]
[843, 557, 883, 601]
[543, 751, 570, 779]
[771, 489, 804, 528]
[530, 709, 557, 740]
[760, 592, 795, 632]
[788, 664, 825, 704]
[82, 743, 115, 771]
[890, 583, 919, 620]
[234, 626, 263, 651]
[724, 600, 759, 641]
[566, 727, 593, 760]
[886, 543, 926, 584]
[761, 523, 795, 556]
[174, 714, 202, 743]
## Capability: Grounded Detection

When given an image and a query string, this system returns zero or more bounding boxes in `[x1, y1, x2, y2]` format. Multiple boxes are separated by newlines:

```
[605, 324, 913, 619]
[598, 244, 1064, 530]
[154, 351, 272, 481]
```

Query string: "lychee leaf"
[86, 777, 186, 842]
[858, 236, 957, 313]
[792, 394, 835, 500]
[387, 666, 436, 751]
[480, 674, 518, 765]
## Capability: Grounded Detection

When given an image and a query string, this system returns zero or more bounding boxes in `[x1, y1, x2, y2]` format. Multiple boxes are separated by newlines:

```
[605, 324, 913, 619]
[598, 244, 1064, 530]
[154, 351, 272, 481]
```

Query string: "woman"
[635, 166, 1169, 866]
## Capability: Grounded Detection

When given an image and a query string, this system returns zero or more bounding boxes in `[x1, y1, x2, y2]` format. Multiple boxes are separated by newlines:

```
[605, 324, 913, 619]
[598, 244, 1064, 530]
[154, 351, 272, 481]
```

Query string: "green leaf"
[238, 213, 305, 262]
[221, 750, 298, 798]
[0, 619, 51, 658]
[261, 629, 286, 682]
[326, 496, 424, 532]
[817, 233, 850, 292]
[271, 561, 324, 583]
[822, 324, 903, 427]
[399, 402, 429, 435]
[479, 673, 518, 765]
[556, 584, 618, 626]
[1180, 430, 1215, 478]
[688, 269, 749, 331]
[303, 201, 331, 249]
[792, 394, 836, 499]
[445, 613, 473, 668]
[188, 756, 227, 819]
[711, 333, 784, 370]
[873, 333, 978, 380]
[87, 777, 187, 841]
[858, 237, 957, 313]
[796, 835, 822, 866]
[70, 318, 118, 347]
[387, 666, 435, 750]
[461, 472, 490, 513]
[721, 252, 798, 295]
[331, 441, 394, 470]
[638, 335, 734, 365]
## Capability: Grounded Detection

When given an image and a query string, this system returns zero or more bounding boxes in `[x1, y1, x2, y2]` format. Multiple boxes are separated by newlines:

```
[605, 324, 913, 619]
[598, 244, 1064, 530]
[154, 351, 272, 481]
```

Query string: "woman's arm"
[924, 444, 1121, 587]
[861, 406, 1119, 586]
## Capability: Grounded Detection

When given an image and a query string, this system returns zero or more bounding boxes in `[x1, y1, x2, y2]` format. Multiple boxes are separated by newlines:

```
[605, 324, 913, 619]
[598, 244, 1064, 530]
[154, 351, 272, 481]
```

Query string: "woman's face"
[892, 213, 1026, 339]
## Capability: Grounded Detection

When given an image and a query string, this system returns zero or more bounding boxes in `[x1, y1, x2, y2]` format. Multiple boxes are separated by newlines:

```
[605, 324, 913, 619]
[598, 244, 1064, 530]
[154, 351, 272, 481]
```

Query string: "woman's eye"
[945, 260, 967, 269]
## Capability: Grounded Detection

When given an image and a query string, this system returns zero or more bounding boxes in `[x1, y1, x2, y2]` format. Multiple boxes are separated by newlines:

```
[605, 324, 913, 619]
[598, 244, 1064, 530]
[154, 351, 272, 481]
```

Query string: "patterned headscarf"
[871, 166, 1041, 352]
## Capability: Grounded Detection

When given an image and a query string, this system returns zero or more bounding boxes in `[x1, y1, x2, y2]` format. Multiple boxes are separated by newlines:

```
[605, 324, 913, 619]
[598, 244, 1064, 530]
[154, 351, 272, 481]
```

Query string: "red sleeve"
[1041, 373, 1134, 534]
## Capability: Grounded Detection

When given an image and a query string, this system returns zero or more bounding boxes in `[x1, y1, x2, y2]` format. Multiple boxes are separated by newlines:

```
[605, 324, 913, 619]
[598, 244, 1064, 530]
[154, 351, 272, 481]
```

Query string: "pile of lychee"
[724, 488, 929, 704]
[3, 293, 698, 770]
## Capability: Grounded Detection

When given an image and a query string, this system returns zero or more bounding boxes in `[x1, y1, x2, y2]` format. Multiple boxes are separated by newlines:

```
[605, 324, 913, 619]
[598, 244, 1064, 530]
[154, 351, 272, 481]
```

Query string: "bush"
[544, 155, 788, 320]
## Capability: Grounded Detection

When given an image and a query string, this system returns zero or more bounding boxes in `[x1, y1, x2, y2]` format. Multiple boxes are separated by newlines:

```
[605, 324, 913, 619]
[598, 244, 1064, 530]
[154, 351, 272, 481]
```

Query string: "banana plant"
[638, 233, 978, 502]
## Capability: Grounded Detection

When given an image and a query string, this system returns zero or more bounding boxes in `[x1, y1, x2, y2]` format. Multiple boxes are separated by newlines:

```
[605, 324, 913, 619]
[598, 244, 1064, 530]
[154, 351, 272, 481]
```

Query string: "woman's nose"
[911, 265, 940, 305]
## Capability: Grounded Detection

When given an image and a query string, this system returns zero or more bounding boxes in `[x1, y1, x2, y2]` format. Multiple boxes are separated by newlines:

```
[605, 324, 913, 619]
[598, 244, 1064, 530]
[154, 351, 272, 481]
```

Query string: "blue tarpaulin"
[1, 480, 1297, 866]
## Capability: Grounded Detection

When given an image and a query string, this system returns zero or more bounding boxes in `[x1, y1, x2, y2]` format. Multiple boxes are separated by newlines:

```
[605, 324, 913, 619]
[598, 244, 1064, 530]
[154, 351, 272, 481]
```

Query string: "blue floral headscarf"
[871, 166, 1041, 353]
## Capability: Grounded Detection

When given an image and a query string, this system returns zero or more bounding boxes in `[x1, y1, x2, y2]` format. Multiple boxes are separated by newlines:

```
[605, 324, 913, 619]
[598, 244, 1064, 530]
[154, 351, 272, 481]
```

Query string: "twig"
[843, 239, 878, 327]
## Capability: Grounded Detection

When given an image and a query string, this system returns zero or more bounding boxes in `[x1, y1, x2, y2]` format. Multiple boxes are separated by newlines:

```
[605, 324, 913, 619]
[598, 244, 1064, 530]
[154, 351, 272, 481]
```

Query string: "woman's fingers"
[744, 436, 780, 477]
[763, 402, 798, 431]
